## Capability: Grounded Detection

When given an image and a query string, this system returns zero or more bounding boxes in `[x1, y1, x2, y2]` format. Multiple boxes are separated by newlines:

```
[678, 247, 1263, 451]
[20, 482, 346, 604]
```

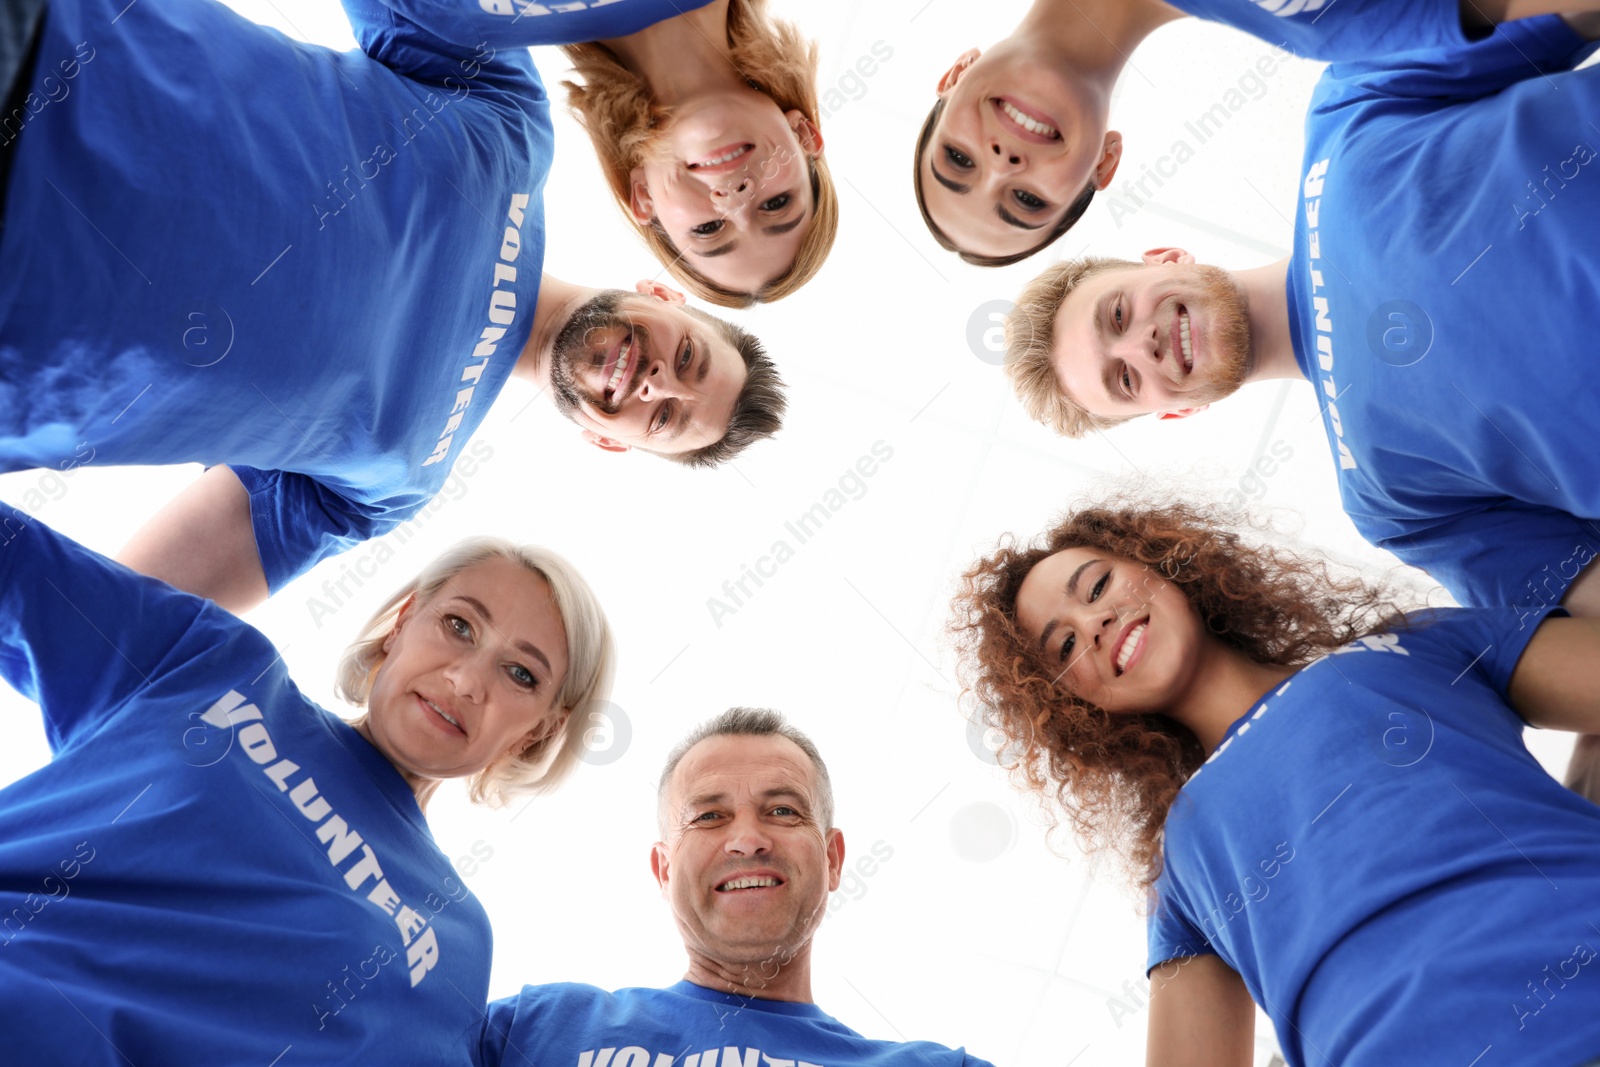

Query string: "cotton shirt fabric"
[0, 505, 492, 1063]
[1285, 17, 1600, 613]
[363, 0, 713, 52]
[1169, 0, 1473, 58]
[0, 0, 676, 592]
[1147, 607, 1600, 1066]
[478, 980, 999, 1067]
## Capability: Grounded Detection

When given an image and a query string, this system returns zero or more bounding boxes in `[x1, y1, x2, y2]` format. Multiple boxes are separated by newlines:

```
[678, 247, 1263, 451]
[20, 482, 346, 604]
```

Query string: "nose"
[709, 176, 753, 202]
[441, 652, 490, 705]
[990, 140, 1023, 170]
[723, 812, 773, 857]
[637, 357, 691, 403]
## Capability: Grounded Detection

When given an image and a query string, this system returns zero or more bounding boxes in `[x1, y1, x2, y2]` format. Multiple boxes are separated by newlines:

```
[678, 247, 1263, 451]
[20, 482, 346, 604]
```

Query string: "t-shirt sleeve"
[1145, 876, 1215, 975]
[338, 0, 537, 85]
[354, 0, 714, 51]
[1326, 14, 1598, 99]
[1382, 502, 1600, 615]
[0, 504, 212, 751]
[231, 466, 404, 595]
[478, 988, 540, 1067]
[1410, 605, 1570, 701]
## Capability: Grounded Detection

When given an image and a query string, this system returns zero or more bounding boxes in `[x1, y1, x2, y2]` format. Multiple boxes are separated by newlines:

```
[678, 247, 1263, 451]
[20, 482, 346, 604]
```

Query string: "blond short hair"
[1006, 256, 1142, 438]
[561, 0, 837, 308]
[336, 538, 617, 806]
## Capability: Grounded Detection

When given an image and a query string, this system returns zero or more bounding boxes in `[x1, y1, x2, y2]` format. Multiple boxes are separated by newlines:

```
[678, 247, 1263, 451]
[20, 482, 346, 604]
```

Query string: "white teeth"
[605, 336, 631, 395]
[1116, 623, 1146, 673]
[1000, 101, 1059, 139]
[720, 876, 779, 891]
[1178, 310, 1192, 369]
[694, 145, 750, 167]
[426, 699, 460, 728]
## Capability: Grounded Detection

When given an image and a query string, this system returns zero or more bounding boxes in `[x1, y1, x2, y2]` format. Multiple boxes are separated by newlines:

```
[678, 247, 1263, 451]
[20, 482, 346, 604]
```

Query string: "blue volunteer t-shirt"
[1287, 17, 1600, 615]
[0, 506, 492, 1063]
[359, 0, 715, 53]
[1148, 608, 1600, 1066]
[0, 0, 549, 592]
[478, 981, 999, 1067]
[1168, 0, 1472, 58]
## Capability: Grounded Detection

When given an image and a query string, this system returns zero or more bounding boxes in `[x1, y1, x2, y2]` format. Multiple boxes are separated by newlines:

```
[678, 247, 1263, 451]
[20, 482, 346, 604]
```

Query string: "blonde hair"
[1006, 256, 1142, 438]
[561, 0, 837, 308]
[336, 538, 617, 806]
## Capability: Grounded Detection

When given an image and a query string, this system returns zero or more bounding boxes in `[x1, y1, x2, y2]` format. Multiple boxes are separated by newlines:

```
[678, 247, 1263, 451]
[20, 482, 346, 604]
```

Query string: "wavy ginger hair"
[950, 496, 1410, 889]
[561, 0, 837, 308]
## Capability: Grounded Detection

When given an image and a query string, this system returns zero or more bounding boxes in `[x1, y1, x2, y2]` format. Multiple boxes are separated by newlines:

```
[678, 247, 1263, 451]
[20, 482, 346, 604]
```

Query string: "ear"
[1092, 131, 1124, 190]
[634, 279, 687, 305]
[824, 828, 846, 892]
[1141, 247, 1195, 266]
[580, 429, 631, 454]
[650, 841, 671, 895]
[380, 594, 419, 654]
[935, 48, 980, 96]
[783, 109, 824, 158]
[1156, 405, 1209, 421]
[627, 166, 654, 225]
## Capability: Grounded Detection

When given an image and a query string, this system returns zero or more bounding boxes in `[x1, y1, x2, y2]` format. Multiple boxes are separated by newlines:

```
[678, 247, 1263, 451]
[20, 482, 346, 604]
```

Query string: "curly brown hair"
[950, 494, 1412, 889]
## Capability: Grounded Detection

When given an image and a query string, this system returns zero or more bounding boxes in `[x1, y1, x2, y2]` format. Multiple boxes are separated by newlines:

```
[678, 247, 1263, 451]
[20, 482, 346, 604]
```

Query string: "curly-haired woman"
[0, 506, 614, 1063]
[952, 497, 1600, 1066]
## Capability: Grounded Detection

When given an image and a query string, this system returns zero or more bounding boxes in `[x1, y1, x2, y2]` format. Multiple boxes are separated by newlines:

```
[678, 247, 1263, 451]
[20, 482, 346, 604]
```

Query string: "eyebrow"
[763, 216, 804, 236]
[1033, 558, 1101, 652]
[691, 241, 738, 259]
[684, 787, 810, 811]
[996, 204, 1045, 231]
[931, 165, 970, 195]
[450, 595, 553, 674]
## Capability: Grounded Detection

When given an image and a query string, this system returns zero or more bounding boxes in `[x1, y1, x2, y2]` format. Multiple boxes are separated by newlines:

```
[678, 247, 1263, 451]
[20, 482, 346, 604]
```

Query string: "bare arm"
[1146, 955, 1255, 1067]
[115, 465, 270, 614]
[1461, 0, 1600, 37]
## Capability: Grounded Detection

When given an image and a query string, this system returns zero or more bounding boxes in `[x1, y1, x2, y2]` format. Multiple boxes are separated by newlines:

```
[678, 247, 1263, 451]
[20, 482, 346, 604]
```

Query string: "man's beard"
[1183, 263, 1253, 406]
[549, 289, 632, 418]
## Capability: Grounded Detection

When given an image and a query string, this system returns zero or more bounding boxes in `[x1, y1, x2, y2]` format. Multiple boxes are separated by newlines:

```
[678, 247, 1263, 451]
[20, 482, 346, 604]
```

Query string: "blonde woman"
[0, 509, 614, 1063]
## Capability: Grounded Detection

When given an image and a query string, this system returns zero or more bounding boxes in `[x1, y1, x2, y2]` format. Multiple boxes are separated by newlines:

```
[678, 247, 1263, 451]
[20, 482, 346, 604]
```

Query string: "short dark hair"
[657, 707, 834, 832]
[662, 309, 787, 470]
[913, 97, 1097, 268]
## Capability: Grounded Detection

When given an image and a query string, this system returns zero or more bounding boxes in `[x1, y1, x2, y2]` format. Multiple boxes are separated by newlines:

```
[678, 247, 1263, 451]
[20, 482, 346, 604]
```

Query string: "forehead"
[1051, 265, 1142, 411]
[1015, 547, 1098, 637]
[426, 557, 569, 668]
[668, 734, 817, 806]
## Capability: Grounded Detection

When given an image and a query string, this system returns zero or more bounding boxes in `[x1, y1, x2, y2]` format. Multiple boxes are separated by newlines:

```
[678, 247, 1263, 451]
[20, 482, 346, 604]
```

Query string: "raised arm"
[116, 466, 270, 615]
[1146, 955, 1255, 1067]
[1463, 0, 1600, 38]
[1507, 616, 1600, 734]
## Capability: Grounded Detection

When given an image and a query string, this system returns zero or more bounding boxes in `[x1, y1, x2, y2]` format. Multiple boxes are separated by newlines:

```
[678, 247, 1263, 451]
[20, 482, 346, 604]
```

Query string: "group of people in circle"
[3, 0, 1600, 1063]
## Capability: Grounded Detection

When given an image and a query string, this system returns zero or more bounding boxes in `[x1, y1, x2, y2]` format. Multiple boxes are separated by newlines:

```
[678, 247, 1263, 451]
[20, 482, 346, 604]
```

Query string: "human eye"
[1013, 189, 1047, 211]
[943, 145, 974, 170]
[1114, 301, 1125, 330]
[506, 663, 538, 690]
[1090, 572, 1109, 601]
[653, 402, 674, 434]
[758, 193, 792, 212]
[771, 805, 799, 817]
[1120, 365, 1132, 396]
[443, 613, 473, 640]
[693, 810, 721, 823]
[678, 339, 693, 372]
[1058, 632, 1076, 663]
[690, 219, 724, 237]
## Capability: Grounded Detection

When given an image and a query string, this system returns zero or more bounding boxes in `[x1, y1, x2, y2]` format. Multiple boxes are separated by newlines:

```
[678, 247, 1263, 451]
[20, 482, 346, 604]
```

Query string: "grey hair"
[656, 707, 834, 834]
[336, 537, 617, 807]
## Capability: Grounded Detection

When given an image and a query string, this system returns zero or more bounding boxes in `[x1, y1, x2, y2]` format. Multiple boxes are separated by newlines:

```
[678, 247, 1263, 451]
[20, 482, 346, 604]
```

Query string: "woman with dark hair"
[952, 497, 1600, 1065]
[0, 506, 616, 1062]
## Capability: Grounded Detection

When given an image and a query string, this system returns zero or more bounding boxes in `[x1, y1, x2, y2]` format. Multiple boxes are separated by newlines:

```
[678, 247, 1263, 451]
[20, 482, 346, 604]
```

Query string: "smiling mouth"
[993, 97, 1061, 142]
[604, 333, 633, 400]
[1113, 619, 1148, 676]
[421, 695, 466, 735]
[716, 875, 782, 892]
[688, 144, 754, 173]
[1178, 307, 1194, 373]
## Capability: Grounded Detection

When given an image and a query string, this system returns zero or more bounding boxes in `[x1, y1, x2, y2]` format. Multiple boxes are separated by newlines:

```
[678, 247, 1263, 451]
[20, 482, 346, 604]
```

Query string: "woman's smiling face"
[1013, 547, 1205, 713]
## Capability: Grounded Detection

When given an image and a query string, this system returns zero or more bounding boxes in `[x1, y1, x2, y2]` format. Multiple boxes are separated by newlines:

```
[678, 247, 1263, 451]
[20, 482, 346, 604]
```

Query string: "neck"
[600, 0, 744, 107]
[683, 942, 815, 1004]
[352, 719, 441, 814]
[517, 273, 590, 387]
[1013, 0, 1181, 81]
[1237, 257, 1302, 384]
[1165, 641, 1297, 753]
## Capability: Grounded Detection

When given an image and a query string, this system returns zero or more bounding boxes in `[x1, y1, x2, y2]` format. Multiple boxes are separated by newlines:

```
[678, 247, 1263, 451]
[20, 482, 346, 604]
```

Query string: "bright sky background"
[0, 3, 1580, 1065]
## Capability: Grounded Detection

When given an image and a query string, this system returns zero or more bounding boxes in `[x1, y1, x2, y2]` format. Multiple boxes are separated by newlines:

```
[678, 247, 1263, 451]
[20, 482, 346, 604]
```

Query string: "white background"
[0, 2, 1579, 1064]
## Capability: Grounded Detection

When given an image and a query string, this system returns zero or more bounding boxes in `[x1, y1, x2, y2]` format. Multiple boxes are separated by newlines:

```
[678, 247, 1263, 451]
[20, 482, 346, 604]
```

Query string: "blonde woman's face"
[363, 557, 571, 786]
[630, 87, 822, 294]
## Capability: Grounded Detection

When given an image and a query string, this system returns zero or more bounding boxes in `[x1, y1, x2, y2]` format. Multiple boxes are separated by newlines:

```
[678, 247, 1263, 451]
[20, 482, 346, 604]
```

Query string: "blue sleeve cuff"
[232, 466, 398, 594]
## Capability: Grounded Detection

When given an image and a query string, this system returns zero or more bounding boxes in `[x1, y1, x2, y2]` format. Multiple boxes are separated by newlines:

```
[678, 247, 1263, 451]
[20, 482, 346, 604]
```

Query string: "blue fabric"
[356, 0, 715, 53]
[479, 981, 998, 1067]
[1287, 17, 1600, 612]
[0, 0, 550, 592]
[1168, 0, 1468, 58]
[1147, 608, 1600, 1067]
[0, 505, 492, 1064]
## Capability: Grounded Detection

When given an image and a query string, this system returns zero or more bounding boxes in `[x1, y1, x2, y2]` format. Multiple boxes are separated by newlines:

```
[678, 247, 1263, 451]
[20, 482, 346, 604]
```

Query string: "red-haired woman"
[952, 497, 1600, 1066]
